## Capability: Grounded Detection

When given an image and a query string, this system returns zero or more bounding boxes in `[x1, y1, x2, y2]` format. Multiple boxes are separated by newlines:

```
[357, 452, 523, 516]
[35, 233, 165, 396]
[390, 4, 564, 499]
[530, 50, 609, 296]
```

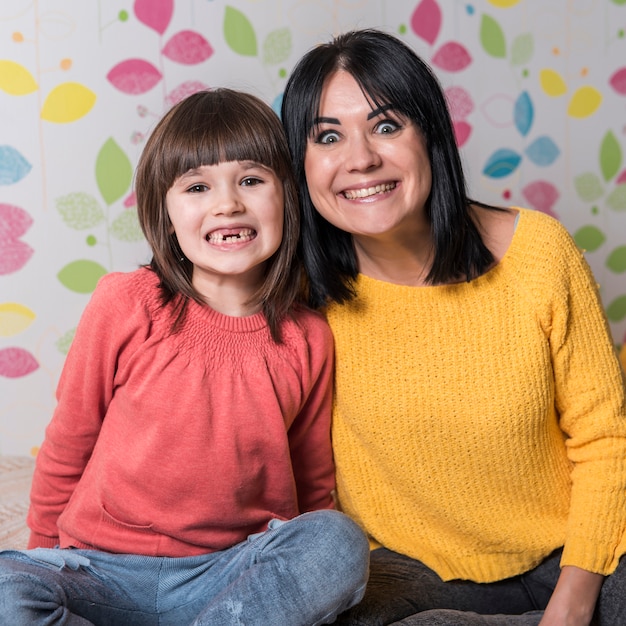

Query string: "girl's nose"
[211, 190, 245, 216]
[345, 135, 382, 172]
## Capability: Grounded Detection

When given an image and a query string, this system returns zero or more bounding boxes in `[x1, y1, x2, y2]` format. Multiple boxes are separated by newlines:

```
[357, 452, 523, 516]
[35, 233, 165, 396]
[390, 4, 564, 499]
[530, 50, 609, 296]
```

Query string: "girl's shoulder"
[88, 267, 162, 316]
[285, 304, 334, 344]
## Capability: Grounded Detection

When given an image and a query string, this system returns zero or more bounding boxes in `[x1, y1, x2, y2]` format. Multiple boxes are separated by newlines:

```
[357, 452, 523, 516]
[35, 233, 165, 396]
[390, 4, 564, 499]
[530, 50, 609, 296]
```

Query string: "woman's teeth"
[343, 182, 396, 199]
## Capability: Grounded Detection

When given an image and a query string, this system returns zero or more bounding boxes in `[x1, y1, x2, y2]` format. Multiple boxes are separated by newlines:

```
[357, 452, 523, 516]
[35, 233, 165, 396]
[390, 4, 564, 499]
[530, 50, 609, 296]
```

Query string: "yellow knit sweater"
[327, 208, 626, 583]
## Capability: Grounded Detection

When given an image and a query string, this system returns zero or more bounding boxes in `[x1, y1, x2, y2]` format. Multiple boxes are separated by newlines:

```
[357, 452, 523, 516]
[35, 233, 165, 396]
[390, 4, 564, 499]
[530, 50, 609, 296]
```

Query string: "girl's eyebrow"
[176, 168, 202, 182]
[240, 160, 271, 170]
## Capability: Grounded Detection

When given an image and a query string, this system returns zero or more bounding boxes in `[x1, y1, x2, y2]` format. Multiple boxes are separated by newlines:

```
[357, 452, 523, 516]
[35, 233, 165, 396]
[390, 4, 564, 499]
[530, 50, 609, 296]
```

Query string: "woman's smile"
[342, 181, 397, 200]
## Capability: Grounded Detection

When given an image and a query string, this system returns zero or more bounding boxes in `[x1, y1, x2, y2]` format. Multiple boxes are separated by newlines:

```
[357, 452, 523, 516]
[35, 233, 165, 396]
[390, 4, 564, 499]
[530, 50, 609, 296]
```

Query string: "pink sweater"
[27, 268, 335, 556]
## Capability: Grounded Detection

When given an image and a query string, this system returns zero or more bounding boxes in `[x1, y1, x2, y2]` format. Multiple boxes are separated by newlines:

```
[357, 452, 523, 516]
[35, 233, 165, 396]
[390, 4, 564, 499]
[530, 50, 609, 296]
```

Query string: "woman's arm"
[539, 566, 604, 626]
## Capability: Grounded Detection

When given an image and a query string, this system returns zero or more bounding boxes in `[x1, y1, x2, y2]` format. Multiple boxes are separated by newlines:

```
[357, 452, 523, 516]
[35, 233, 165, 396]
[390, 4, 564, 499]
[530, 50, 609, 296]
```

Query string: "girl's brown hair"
[135, 89, 302, 342]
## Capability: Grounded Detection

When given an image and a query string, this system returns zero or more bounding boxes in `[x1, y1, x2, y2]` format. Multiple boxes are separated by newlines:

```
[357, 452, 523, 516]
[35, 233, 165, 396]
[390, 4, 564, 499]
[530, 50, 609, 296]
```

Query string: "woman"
[281, 29, 626, 625]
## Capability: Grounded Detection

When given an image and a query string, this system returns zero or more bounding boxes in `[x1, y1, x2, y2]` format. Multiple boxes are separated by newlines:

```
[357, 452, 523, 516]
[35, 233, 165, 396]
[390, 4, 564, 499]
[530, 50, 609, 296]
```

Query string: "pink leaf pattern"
[0, 347, 39, 378]
[411, 0, 442, 45]
[0, 203, 34, 275]
[107, 59, 163, 95]
[453, 120, 472, 147]
[162, 31, 214, 65]
[123, 191, 137, 208]
[445, 86, 474, 120]
[522, 180, 560, 217]
[609, 67, 626, 96]
[134, 0, 173, 35]
[165, 80, 211, 108]
[616, 169, 626, 185]
[431, 41, 472, 72]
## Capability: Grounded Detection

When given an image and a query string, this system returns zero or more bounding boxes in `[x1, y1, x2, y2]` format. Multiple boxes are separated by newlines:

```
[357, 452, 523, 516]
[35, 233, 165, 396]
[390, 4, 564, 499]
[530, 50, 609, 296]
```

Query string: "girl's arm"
[27, 273, 144, 547]
[287, 313, 336, 513]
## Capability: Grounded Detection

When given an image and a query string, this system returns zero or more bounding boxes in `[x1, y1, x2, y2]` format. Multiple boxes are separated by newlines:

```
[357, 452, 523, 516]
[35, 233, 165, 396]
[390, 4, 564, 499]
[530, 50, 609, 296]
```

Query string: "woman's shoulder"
[513, 208, 581, 260]
[502, 208, 592, 303]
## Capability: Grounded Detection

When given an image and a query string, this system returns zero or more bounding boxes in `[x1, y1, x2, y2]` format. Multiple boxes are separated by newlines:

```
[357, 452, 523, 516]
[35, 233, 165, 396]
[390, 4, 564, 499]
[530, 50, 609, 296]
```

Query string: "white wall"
[1, 0, 625, 455]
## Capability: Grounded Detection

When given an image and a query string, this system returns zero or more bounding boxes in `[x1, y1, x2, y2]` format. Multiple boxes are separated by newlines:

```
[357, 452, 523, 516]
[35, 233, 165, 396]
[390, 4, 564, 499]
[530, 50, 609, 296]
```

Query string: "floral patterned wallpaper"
[1, 0, 625, 456]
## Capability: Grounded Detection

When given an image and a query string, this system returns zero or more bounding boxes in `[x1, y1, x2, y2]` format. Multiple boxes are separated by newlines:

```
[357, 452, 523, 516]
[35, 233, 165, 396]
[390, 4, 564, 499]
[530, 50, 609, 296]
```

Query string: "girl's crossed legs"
[0, 509, 369, 626]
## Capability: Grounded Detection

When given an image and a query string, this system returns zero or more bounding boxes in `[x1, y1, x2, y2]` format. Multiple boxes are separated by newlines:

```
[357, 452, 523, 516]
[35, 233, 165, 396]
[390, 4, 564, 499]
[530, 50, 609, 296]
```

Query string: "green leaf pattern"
[600, 131, 622, 182]
[96, 138, 133, 206]
[510, 33, 533, 66]
[224, 6, 258, 56]
[606, 246, 626, 273]
[56, 192, 105, 230]
[573, 173, 604, 203]
[55, 328, 76, 355]
[111, 208, 144, 242]
[606, 295, 626, 322]
[263, 28, 292, 65]
[573, 225, 606, 252]
[480, 14, 506, 59]
[606, 185, 626, 212]
[57, 260, 108, 294]
[57, 138, 144, 297]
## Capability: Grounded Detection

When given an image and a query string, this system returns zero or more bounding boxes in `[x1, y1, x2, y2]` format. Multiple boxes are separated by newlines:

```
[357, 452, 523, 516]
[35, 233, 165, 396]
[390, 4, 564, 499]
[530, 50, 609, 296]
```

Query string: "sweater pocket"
[92, 504, 164, 555]
[99, 504, 157, 534]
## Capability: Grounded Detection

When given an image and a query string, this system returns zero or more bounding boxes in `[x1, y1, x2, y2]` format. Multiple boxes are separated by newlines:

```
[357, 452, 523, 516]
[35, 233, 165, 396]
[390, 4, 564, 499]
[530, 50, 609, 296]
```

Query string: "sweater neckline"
[187, 297, 269, 332]
[357, 207, 526, 292]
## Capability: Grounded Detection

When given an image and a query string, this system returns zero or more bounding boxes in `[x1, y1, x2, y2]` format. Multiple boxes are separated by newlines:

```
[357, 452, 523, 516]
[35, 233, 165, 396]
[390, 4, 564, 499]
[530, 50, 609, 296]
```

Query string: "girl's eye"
[241, 177, 263, 187]
[187, 184, 208, 193]
[376, 120, 400, 134]
[315, 129, 340, 145]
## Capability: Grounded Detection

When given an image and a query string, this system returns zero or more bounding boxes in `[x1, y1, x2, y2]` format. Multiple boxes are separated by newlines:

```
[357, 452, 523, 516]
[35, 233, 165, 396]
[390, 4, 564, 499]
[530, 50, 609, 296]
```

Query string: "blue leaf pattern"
[0, 145, 32, 185]
[482, 148, 522, 178]
[525, 136, 560, 167]
[514, 91, 533, 137]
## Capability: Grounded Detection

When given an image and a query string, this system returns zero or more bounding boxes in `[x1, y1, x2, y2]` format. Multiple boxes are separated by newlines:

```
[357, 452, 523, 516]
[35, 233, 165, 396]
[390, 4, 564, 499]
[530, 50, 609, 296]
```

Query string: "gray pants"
[335, 547, 626, 625]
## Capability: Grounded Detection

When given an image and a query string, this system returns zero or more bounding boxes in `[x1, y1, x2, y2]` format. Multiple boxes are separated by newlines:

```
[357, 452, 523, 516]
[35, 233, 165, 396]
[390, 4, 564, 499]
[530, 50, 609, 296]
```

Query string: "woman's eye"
[315, 130, 340, 145]
[376, 120, 400, 134]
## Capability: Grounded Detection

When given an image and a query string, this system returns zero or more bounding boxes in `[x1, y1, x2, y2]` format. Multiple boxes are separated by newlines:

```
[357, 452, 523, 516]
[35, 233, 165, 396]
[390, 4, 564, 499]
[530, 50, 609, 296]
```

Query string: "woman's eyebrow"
[313, 104, 395, 125]
[313, 116, 340, 125]
[367, 104, 394, 120]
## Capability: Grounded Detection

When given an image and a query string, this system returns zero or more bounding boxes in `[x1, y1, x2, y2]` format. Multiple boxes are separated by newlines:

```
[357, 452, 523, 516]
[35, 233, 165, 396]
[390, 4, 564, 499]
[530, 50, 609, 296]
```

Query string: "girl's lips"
[206, 227, 256, 244]
[342, 182, 397, 200]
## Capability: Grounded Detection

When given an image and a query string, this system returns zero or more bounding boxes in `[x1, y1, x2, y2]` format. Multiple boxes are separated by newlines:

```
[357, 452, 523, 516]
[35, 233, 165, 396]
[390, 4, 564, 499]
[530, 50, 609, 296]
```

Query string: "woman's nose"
[345, 135, 382, 172]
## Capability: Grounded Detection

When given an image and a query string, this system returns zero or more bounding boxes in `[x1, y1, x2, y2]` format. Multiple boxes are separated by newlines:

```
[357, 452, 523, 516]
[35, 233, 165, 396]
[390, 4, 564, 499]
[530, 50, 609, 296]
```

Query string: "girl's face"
[166, 160, 284, 300]
[304, 70, 432, 244]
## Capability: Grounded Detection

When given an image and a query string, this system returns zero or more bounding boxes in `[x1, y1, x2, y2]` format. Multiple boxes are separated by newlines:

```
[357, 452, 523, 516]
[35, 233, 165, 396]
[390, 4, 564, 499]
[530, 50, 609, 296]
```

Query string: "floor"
[0, 455, 35, 550]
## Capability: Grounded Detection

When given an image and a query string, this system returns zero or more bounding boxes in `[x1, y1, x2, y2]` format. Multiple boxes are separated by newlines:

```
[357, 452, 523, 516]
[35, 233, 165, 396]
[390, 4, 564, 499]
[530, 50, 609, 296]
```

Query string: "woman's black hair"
[281, 28, 499, 308]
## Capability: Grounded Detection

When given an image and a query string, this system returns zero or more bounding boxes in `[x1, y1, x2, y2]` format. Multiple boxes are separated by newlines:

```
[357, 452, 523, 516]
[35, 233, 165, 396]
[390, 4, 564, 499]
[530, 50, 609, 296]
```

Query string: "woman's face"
[304, 70, 432, 242]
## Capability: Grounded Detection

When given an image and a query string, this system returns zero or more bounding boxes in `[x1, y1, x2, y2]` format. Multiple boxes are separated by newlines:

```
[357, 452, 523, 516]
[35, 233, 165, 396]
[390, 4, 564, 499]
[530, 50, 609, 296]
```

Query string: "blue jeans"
[0, 510, 369, 625]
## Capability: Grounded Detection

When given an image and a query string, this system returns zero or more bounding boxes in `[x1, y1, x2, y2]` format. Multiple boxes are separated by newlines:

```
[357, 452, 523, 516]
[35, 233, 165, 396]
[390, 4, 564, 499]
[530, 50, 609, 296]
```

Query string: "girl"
[0, 89, 368, 625]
